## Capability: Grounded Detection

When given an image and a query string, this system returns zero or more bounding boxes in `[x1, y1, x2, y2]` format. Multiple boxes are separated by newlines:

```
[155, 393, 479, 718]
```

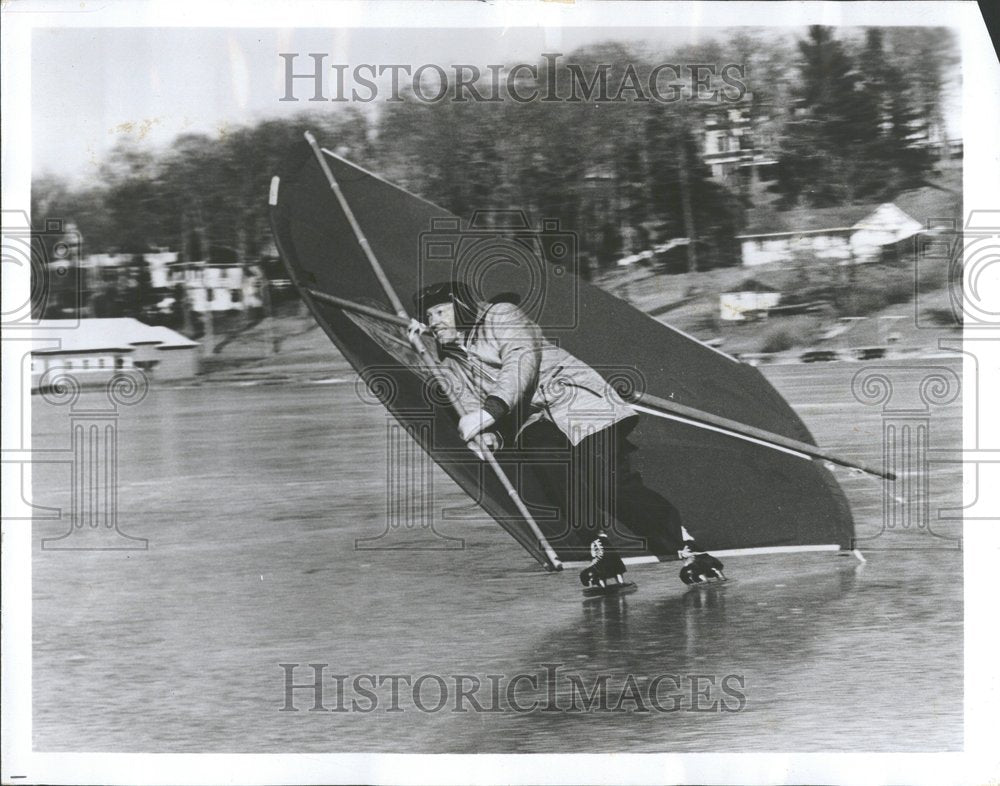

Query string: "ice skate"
[678, 546, 726, 585]
[579, 534, 634, 596]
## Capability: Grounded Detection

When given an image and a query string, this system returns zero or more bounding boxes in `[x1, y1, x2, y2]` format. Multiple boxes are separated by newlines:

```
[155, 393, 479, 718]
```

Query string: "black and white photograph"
[2, 1, 998, 784]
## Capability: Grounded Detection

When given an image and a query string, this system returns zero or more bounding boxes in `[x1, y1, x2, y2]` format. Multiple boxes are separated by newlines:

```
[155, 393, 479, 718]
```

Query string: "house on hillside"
[738, 202, 931, 267]
[31, 318, 199, 391]
[701, 99, 780, 199]
[166, 261, 264, 313]
[719, 279, 781, 322]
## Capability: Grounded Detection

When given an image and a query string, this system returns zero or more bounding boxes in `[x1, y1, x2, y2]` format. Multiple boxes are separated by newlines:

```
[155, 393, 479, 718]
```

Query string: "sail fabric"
[269, 141, 855, 567]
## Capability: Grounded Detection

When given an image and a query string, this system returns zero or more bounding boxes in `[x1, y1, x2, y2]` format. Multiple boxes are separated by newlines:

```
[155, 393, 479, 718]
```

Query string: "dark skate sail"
[268, 140, 856, 568]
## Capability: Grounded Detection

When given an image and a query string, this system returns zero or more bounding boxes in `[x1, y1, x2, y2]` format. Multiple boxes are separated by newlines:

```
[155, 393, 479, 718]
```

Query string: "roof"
[892, 182, 962, 229]
[742, 174, 961, 238]
[723, 278, 778, 293]
[742, 204, 881, 236]
[31, 318, 199, 354]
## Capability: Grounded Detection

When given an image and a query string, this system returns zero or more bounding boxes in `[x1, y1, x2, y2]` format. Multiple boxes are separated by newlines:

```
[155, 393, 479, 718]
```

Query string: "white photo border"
[2, 2, 998, 784]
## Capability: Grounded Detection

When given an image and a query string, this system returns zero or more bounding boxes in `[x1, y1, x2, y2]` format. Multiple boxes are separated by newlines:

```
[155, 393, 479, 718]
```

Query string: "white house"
[166, 261, 264, 313]
[31, 318, 199, 391]
[719, 279, 781, 322]
[738, 202, 928, 267]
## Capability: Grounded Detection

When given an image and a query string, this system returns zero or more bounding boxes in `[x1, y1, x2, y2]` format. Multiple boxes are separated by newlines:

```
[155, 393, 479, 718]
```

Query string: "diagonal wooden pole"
[303, 133, 562, 570]
[630, 391, 894, 480]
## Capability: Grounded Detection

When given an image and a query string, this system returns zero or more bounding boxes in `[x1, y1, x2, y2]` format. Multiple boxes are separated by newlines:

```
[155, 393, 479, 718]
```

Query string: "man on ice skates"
[412, 280, 725, 588]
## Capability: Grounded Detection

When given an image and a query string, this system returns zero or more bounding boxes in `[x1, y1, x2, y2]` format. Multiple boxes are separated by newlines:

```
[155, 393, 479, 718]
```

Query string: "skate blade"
[582, 581, 637, 598]
[689, 571, 727, 586]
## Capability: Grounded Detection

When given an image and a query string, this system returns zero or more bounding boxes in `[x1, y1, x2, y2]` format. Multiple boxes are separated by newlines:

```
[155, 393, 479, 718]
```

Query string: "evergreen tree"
[645, 104, 743, 270]
[855, 29, 934, 199]
[770, 26, 869, 207]
[772, 26, 937, 208]
[883, 27, 959, 163]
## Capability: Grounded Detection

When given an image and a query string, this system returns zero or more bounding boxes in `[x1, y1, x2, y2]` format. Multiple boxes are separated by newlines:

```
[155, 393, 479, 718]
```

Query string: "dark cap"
[412, 280, 479, 328]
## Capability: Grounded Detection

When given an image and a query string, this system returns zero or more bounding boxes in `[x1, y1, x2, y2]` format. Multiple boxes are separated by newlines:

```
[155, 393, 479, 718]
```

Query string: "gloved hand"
[458, 409, 496, 441]
[407, 319, 428, 342]
[468, 431, 501, 460]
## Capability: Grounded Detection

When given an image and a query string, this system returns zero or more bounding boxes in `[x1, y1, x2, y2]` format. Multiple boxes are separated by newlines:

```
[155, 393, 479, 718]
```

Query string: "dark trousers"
[515, 417, 693, 557]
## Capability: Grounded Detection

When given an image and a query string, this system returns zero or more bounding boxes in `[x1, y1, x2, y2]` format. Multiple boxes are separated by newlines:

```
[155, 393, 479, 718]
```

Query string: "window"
[231, 289, 242, 303]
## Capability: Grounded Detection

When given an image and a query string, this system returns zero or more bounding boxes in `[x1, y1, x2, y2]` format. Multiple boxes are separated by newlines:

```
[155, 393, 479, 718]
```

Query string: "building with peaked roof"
[737, 202, 929, 267]
[31, 318, 199, 391]
[719, 278, 781, 322]
[891, 179, 962, 229]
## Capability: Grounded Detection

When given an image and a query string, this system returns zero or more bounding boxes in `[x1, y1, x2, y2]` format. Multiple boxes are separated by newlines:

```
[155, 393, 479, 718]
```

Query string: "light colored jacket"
[438, 302, 637, 445]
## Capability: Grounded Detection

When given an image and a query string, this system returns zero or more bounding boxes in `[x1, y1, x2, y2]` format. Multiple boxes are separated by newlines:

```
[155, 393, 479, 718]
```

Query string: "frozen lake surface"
[31, 359, 963, 752]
